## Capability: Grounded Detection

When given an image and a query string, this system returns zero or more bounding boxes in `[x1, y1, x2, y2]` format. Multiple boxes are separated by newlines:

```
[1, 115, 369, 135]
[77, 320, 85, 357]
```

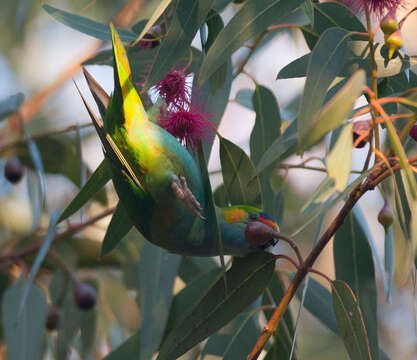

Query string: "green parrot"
[78, 24, 281, 257]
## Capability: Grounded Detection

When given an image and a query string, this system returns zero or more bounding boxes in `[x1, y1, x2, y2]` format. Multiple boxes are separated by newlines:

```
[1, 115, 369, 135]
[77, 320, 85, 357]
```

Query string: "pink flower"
[341, 0, 405, 17]
[159, 106, 211, 149]
[155, 68, 190, 108]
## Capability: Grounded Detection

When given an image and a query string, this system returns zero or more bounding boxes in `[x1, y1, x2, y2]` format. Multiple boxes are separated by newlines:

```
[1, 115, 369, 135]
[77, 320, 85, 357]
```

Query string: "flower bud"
[74, 282, 97, 311]
[380, 14, 398, 36]
[378, 202, 394, 232]
[409, 124, 417, 141]
[352, 121, 371, 148]
[385, 30, 402, 60]
[45, 304, 60, 331]
[4, 156, 24, 184]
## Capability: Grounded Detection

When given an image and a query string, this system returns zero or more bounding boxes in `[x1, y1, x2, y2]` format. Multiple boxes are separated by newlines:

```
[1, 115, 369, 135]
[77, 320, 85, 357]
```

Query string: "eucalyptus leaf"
[236, 89, 254, 110]
[138, 242, 181, 359]
[104, 331, 141, 360]
[43, 5, 137, 41]
[326, 124, 353, 192]
[219, 136, 262, 207]
[18, 210, 61, 317]
[2, 279, 47, 360]
[145, 0, 214, 87]
[331, 280, 372, 360]
[0, 92, 24, 121]
[297, 27, 350, 145]
[300, 69, 365, 150]
[198, 0, 305, 85]
[101, 201, 133, 256]
[334, 211, 379, 360]
[158, 252, 275, 360]
[59, 158, 112, 223]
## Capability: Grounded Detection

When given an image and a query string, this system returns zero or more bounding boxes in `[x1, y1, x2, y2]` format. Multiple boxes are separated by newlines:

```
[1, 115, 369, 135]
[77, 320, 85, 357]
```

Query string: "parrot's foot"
[171, 175, 205, 220]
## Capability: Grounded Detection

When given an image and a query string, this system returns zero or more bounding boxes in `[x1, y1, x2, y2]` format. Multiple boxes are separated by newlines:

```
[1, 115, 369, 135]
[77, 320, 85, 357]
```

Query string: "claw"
[171, 175, 205, 220]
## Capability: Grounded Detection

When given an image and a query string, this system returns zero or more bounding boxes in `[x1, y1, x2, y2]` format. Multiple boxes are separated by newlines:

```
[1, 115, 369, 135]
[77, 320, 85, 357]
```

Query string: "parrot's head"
[245, 212, 280, 250]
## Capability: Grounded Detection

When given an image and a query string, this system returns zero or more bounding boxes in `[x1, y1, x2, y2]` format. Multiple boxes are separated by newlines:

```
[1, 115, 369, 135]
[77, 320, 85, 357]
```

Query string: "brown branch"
[247, 164, 387, 359]
[0, 207, 115, 264]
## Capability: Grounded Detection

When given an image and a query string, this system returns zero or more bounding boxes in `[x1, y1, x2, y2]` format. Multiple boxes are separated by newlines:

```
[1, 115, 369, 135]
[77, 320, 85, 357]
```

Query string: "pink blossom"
[341, 0, 405, 17]
[155, 68, 190, 108]
[159, 106, 211, 149]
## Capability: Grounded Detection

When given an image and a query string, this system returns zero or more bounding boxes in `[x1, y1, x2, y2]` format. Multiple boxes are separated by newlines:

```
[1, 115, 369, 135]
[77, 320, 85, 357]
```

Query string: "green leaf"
[134, 0, 172, 44]
[165, 267, 224, 338]
[278, 42, 411, 80]
[250, 84, 281, 214]
[198, 0, 305, 85]
[202, 309, 260, 359]
[352, 206, 389, 301]
[18, 210, 60, 317]
[59, 158, 112, 223]
[236, 89, 254, 110]
[101, 201, 133, 256]
[43, 5, 137, 41]
[297, 27, 350, 145]
[0, 93, 24, 121]
[334, 211, 379, 360]
[219, 136, 262, 207]
[80, 308, 97, 358]
[331, 280, 372, 360]
[384, 226, 394, 301]
[254, 119, 297, 177]
[300, 69, 365, 150]
[178, 256, 219, 283]
[326, 124, 352, 192]
[104, 331, 141, 360]
[158, 252, 275, 360]
[197, 142, 226, 274]
[145, 0, 214, 87]
[138, 242, 181, 359]
[2, 278, 47, 360]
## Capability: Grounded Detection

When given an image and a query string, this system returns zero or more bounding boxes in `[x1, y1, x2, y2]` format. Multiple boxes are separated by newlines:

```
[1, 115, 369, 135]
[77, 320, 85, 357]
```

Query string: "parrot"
[77, 24, 282, 257]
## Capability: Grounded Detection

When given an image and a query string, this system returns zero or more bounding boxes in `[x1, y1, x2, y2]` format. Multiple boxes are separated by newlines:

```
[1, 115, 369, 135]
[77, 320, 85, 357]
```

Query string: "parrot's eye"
[248, 214, 258, 221]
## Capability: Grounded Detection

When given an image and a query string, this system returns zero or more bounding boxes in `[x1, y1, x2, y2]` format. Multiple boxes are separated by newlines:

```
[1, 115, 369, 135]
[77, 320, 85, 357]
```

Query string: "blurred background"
[0, 0, 417, 359]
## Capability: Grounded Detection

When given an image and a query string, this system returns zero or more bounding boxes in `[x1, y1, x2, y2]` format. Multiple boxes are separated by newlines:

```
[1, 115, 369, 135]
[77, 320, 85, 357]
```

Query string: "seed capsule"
[45, 305, 60, 331]
[378, 202, 394, 232]
[74, 282, 97, 311]
[380, 14, 398, 36]
[4, 156, 24, 184]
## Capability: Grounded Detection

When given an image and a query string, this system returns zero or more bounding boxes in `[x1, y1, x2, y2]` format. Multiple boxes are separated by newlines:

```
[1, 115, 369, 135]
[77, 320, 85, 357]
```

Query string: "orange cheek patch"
[259, 217, 279, 230]
[224, 209, 246, 224]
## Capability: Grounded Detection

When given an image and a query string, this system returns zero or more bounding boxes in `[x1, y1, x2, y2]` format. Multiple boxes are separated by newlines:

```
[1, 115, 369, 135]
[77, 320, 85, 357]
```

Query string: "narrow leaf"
[146, 0, 214, 87]
[301, 69, 365, 150]
[0, 93, 24, 121]
[101, 202, 133, 256]
[2, 279, 47, 360]
[331, 280, 372, 360]
[297, 27, 350, 145]
[236, 89, 254, 110]
[384, 226, 394, 301]
[334, 211, 379, 360]
[198, 0, 305, 85]
[104, 331, 141, 360]
[43, 5, 137, 41]
[134, 0, 172, 44]
[219, 136, 262, 207]
[326, 124, 353, 192]
[18, 210, 61, 317]
[254, 119, 297, 177]
[158, 252, 275, 360]
[59, 158, 112, 223]
[138, 242, 181, 360]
